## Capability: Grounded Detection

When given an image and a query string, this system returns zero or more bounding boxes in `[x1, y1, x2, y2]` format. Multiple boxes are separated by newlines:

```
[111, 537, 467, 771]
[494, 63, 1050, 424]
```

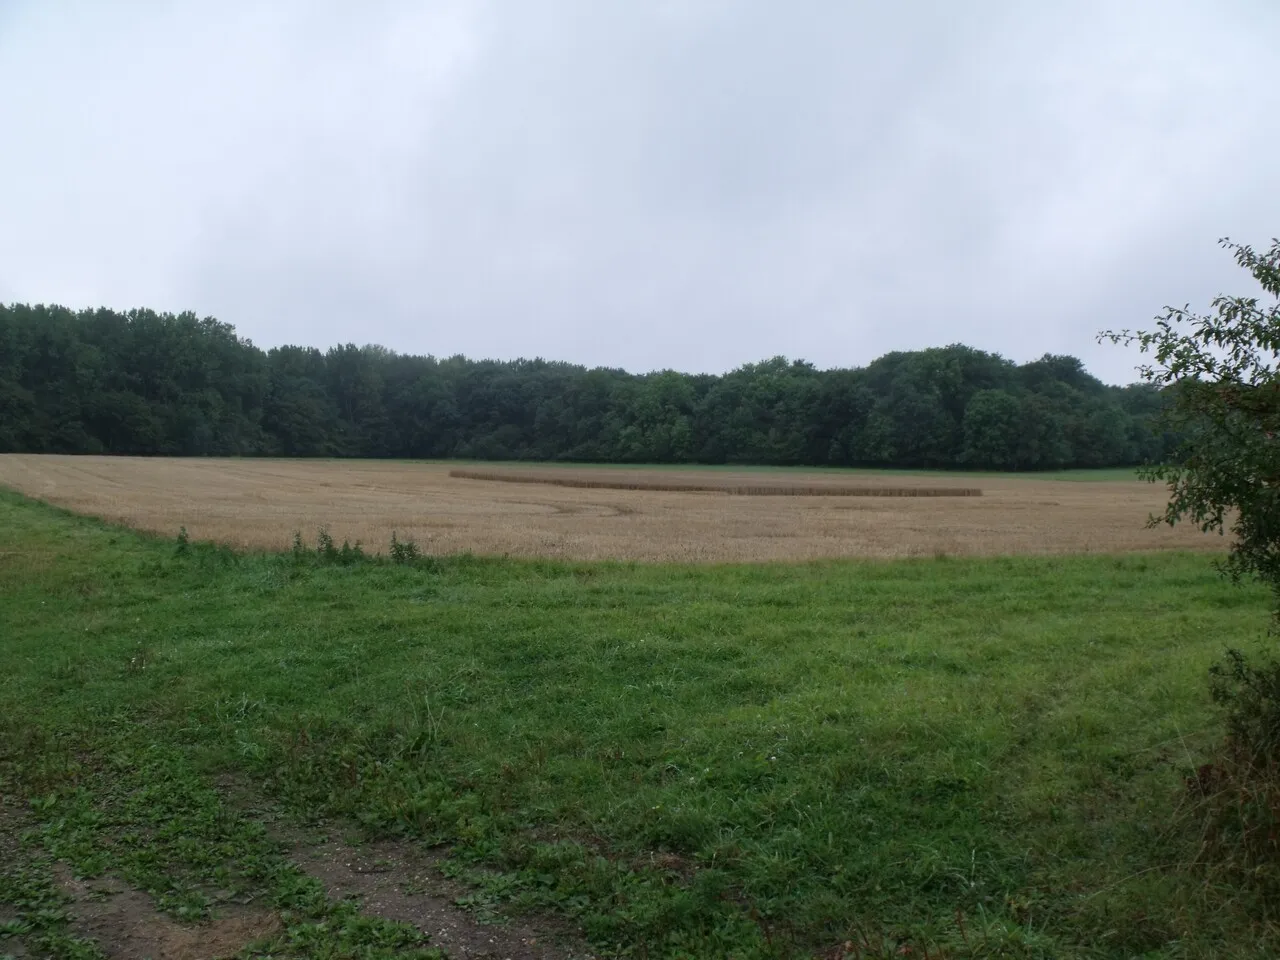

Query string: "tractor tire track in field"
[2, 790, 285, 960]
[217, 776, 600, 960]
[283, 832, 597, 960]
[1, 789, 596, 960]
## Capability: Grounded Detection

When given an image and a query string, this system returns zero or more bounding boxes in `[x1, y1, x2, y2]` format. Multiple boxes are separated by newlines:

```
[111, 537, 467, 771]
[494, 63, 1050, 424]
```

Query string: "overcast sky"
[1, 1, 1277, 384]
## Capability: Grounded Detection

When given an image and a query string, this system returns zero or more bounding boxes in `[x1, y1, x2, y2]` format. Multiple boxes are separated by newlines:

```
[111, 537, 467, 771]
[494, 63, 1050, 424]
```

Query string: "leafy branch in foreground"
[1104, 237, 1280, 895]
[1101, 237, 1280, 603]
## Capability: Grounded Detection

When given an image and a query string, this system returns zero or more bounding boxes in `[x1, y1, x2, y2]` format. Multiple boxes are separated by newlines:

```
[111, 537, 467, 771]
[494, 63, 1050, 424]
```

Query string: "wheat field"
[0, 454, 1225, 562]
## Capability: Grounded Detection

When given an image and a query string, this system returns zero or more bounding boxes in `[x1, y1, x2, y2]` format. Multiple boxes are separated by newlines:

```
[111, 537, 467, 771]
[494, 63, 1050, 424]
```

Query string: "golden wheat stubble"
[0, 454, 1224, 563]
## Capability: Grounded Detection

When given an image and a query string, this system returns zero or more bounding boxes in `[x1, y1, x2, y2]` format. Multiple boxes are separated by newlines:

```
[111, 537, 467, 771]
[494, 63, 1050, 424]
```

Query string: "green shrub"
[315, 527, 337, 563]
[389, 531, 420, 565]
[1185, 651, 1280, 891]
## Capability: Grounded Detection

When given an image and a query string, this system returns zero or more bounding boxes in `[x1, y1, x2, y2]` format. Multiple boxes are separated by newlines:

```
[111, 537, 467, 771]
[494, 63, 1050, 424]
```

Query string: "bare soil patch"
[55, 865, 282, 960]
[2, 798, 280, 960]
[0, 794, 31, 954]
[287, 833, 597, 960]
[0, 455, 1224, 562]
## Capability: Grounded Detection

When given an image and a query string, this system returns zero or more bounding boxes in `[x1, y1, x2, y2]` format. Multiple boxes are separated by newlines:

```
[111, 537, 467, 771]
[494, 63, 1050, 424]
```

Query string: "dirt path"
[1, 787, 598, 960]
[2, 790, 282, 960]
[0, 792, 30, 957]
[286, 831, 598, 960]
[215, 772, 598, 959]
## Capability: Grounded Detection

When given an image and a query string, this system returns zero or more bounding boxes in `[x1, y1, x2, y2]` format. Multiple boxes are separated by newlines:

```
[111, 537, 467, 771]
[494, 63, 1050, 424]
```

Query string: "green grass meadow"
[0, 488, 1275, 958]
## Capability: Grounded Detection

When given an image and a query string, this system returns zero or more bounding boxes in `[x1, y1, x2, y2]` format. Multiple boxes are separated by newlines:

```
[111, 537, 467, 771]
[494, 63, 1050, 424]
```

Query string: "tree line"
[0, 303, 1172, 470]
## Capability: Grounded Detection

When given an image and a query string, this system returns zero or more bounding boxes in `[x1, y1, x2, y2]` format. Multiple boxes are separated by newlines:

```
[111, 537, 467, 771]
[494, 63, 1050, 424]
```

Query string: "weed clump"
[389, 531, 420, 565]
[284, 528, 431, 570]
[310, 528, 365, 565]
[315, 527, 338, 562]
[166, 526, 237, 569]
[1213, 650, 1280, 766]
[1189, 650, 1280, 891]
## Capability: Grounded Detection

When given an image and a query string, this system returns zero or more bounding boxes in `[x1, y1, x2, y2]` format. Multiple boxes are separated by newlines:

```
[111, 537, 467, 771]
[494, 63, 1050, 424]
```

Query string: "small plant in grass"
[315, 527, 338, 563]
[126, 640, 151, 675]
[175, 526, 190, 555]
[0, 866, 108, 959]
[389, 531, 420, 564]
[292, 530, 305, 560]
[338, 539, 365, 565]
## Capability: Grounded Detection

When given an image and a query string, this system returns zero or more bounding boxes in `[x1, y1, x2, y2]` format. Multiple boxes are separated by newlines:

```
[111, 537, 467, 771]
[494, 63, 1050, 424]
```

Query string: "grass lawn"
[0, 489, 1272, 958]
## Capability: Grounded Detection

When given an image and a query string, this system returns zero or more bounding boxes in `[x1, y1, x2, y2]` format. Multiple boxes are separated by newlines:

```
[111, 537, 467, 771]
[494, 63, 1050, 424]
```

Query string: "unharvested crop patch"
[0, 454, 1224, 561]
[448, 467, 984, 496]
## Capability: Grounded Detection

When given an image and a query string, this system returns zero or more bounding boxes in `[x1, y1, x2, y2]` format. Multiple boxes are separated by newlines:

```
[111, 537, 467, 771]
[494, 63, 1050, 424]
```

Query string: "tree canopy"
[1103, 237, 1280, 599]
[0, 302, 1170, 470]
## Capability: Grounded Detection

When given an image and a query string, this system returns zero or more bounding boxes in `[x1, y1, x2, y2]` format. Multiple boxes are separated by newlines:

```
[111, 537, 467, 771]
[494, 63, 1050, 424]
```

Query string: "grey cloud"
[1, 1, 1277, 383]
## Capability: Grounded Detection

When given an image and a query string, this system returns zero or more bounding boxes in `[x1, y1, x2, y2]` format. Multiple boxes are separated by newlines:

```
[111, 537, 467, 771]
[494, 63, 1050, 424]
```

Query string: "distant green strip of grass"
[0, 490, 1268, 959]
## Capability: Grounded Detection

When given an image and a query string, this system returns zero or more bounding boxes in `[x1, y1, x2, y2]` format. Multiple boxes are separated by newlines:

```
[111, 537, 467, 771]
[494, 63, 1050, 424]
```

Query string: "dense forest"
[0, 303, 1171, 470]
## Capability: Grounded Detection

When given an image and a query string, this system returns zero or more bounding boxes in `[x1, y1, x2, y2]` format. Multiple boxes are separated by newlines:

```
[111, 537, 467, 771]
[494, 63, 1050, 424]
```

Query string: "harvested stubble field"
[0, 454, 1223, 561]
